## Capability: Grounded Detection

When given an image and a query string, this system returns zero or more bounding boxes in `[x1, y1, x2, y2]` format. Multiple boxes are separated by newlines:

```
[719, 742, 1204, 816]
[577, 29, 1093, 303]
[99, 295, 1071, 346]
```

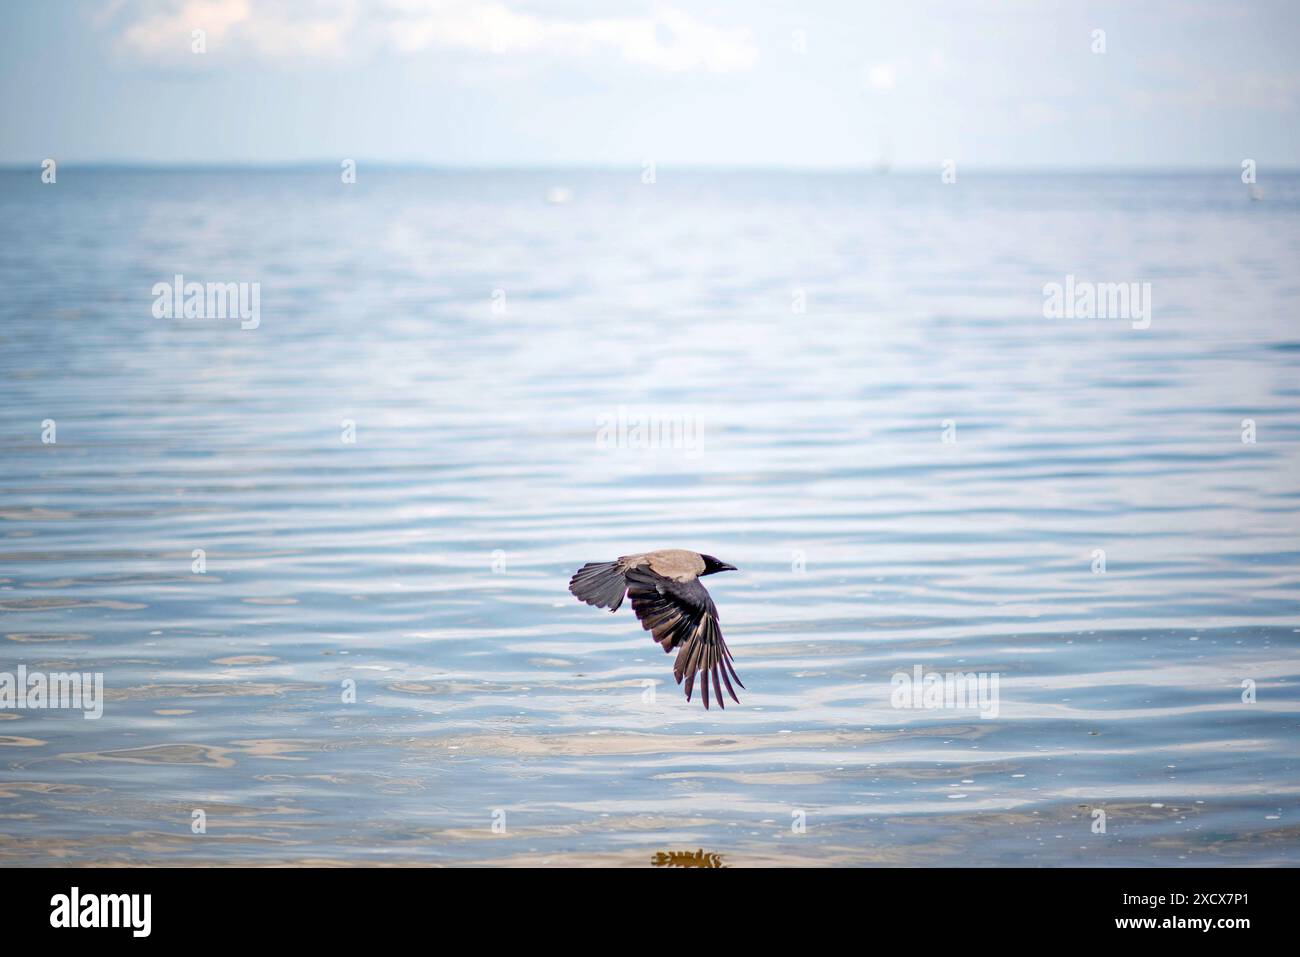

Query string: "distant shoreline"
[4, 164, 1299, 176]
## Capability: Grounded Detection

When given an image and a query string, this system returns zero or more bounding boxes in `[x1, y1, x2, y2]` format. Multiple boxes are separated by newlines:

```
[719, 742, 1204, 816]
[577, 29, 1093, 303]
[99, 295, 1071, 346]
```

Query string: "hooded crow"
[569, 549, 742, 709]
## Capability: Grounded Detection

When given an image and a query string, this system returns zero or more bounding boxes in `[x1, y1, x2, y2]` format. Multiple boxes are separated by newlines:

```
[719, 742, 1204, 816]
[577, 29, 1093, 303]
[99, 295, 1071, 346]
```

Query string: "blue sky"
[3, 0, 1299, 169]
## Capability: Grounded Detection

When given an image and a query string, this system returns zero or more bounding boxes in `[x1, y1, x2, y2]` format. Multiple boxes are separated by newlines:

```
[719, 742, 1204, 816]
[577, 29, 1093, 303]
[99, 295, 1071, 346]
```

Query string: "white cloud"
[121, 0, 254, 54]
[1126, 65, 1300, 114]
[1018, 100, 1065, 126]
[109, 0, 759, 73]
[867, 63, 895, 90]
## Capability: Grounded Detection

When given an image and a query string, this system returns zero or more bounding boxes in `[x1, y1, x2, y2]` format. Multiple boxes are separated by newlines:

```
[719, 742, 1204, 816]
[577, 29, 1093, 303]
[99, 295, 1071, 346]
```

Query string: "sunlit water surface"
[1, 169, 1298, 866]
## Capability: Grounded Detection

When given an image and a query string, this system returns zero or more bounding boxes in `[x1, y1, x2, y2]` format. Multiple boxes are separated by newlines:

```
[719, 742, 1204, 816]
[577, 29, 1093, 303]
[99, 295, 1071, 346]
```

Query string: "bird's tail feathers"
[568, 561, 628, 612]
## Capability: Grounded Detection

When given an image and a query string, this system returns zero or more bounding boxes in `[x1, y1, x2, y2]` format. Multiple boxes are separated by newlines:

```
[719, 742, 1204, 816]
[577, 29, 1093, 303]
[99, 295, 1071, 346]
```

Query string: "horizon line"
[3, 161, 1297, 176]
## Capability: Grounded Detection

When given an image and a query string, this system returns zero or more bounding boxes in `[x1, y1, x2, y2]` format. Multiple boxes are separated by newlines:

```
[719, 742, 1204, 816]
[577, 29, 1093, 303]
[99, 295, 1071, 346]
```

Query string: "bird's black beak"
[701, 555, 738, 575]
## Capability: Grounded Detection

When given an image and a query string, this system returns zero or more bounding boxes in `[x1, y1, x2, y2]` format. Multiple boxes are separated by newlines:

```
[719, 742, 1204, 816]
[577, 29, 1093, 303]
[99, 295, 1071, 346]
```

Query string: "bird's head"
[701, 555, 738, 575]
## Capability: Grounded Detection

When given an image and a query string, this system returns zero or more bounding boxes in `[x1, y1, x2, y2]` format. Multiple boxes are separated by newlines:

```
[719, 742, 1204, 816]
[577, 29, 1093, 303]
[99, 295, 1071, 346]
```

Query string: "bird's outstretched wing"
[569, 560, 628, 612]
[626, 567, 743, 709]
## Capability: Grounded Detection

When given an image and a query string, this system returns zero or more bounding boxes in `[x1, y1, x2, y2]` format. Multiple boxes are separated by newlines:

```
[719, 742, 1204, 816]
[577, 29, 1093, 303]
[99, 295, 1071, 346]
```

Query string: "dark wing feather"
[626, 568, 742, 709]
[568, 561, 628, 612]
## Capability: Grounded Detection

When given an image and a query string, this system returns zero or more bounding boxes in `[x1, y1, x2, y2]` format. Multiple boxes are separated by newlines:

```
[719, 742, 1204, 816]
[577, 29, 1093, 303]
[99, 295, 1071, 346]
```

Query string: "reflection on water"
[1, 169, 1299, 866]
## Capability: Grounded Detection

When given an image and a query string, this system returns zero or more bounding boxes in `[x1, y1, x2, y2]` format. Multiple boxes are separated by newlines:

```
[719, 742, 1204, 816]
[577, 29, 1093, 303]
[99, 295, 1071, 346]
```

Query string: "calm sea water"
[1, 169, 1298, 866]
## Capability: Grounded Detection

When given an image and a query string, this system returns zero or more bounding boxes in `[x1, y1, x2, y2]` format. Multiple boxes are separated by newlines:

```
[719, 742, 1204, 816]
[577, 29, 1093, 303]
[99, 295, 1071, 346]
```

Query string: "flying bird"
[569, 549, 742, 709]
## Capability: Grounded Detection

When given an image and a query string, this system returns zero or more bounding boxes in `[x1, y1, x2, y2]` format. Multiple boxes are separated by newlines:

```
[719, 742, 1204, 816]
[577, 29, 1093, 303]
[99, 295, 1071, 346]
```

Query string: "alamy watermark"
[596, 405, 703, 454]
[890, 665, 1000, 720]
[1043, 275, 1151, 330]
[0, 665, 104, 719]
[152, 274, 260, 330]
[50, 887, 150, 937]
